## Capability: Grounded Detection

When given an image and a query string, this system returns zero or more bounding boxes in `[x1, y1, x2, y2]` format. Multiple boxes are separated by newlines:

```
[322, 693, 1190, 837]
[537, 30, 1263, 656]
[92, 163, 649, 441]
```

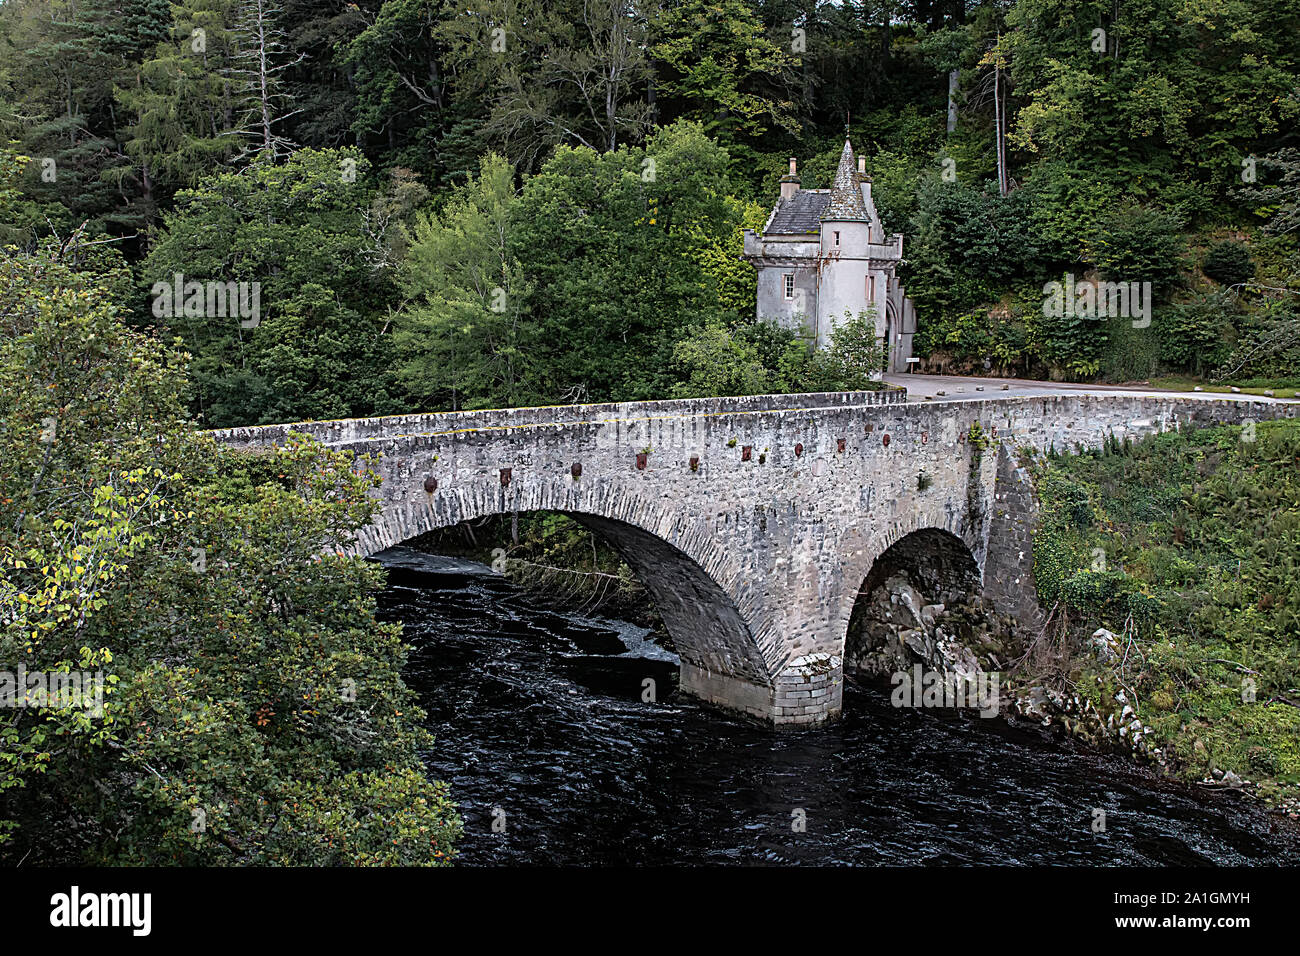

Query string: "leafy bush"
[671, 311, 885, 398]
[1202, 240, 1256, 288]
[671, 319, 781, 397]
[1059, 568, 1132, 614]
[1157, 291, 1238, 375]
[818, 311, 886, 387]
[1100, 320, 1161, 382]
[1039, 290, 1110, 378]
[1214, 306, 1300, 381]
[1086, 206, 1186, 294]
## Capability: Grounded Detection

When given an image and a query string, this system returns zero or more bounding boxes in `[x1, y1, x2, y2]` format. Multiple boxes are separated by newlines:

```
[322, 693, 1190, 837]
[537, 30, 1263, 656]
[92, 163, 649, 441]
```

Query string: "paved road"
[884, 373, 1298, 404]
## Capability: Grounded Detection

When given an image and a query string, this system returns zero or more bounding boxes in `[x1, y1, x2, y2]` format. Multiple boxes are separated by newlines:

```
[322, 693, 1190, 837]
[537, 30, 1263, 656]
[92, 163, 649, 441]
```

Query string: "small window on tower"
[783, 274, 795, 300]
[833, 231, 840, 246]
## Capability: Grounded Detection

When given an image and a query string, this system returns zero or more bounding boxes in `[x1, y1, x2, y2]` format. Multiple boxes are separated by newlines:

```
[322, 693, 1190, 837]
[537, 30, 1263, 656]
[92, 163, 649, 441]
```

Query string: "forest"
[2, 0, 1298, 427]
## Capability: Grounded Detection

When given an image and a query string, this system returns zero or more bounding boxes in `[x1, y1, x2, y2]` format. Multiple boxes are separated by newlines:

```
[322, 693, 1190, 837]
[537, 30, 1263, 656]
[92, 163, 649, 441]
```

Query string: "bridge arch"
[859, 527, 979, 599]
[837, 520, 982, 664]
[353, 484, 774, 695]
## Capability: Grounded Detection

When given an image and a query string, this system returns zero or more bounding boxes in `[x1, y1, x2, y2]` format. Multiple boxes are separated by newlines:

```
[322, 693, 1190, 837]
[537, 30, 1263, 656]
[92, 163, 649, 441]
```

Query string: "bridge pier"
[681, 654, 843, 728]
[773, 654, 844, 727]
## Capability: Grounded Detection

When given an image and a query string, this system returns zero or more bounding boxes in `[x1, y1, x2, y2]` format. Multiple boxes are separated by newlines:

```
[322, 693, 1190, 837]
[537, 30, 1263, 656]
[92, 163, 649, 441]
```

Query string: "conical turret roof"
[820, 139, 870, 223]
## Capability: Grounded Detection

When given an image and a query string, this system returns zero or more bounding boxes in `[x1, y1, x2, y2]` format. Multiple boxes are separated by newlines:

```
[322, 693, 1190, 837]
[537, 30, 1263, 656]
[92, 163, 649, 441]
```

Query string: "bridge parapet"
[209, 388, 906, 448]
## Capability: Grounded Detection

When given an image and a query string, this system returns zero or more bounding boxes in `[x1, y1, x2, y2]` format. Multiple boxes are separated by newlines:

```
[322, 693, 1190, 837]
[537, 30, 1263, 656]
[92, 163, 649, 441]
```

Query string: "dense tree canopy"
[4, 0, 1294, 412]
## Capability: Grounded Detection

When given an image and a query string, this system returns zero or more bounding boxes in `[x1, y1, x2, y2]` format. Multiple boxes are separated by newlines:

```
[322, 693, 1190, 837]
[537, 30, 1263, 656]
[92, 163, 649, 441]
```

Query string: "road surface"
[884, 373, 1298, 404]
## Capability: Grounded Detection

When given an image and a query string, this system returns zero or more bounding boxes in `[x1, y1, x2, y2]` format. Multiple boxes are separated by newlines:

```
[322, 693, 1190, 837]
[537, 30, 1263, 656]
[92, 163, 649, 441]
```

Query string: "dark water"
[376, 546, 1300, 866]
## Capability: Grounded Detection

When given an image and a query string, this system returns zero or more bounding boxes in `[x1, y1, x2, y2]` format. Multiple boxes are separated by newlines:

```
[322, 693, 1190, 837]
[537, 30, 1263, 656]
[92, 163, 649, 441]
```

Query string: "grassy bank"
[1147, 376, 1300, 399]
[1030, 418, 1300, 806]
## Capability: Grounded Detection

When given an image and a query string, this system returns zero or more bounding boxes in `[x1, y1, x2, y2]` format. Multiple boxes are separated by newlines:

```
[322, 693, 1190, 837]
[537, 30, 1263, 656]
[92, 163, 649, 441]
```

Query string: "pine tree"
[117, 0, 242, 198]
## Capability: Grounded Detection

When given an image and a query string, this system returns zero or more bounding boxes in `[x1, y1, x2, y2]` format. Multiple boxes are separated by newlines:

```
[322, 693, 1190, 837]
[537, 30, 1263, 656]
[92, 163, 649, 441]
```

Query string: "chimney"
[857, 153, 873, 224]
[780, 157, 800, 200]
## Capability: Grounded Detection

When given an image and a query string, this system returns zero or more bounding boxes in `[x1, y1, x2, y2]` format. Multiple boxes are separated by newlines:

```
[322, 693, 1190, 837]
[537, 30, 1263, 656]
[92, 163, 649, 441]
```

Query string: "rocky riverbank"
[844, 569, 1300, 821]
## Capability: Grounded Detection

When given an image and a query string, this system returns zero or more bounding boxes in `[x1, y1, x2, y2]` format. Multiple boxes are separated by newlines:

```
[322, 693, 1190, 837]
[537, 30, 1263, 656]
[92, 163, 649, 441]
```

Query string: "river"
[375, 545, 1300, 866]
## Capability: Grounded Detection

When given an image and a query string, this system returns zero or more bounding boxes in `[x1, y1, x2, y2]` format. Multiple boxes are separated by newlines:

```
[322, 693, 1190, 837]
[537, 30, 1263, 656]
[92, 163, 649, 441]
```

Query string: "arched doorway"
[883, 298, 900, 373]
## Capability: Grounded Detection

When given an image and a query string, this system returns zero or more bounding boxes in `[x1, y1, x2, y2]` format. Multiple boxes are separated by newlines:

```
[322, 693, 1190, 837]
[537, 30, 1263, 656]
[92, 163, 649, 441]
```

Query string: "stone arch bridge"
[212, 388, 1294, 728]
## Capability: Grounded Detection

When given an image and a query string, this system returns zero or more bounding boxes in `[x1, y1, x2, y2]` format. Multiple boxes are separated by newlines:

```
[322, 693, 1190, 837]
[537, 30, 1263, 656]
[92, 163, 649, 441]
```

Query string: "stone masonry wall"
[983, 443, 1045, 631]
[212, 391, 1297, 727]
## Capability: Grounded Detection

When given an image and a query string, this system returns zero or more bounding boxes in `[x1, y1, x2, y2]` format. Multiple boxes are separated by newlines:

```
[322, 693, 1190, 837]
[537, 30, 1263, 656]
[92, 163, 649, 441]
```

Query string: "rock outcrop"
[845, 570, 1017, 683]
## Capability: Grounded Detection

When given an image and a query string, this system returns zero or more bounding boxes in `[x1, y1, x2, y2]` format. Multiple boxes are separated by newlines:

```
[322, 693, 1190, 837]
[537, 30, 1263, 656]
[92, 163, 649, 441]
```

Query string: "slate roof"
[765, 189, 829, 235]
[820, 139, 870, 222]
[763, 139, 874, 235]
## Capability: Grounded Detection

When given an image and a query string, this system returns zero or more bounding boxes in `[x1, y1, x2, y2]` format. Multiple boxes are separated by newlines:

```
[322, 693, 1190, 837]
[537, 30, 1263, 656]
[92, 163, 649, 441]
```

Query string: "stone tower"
[743, 139, 917, 372]
[819, 140, 875, 348]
